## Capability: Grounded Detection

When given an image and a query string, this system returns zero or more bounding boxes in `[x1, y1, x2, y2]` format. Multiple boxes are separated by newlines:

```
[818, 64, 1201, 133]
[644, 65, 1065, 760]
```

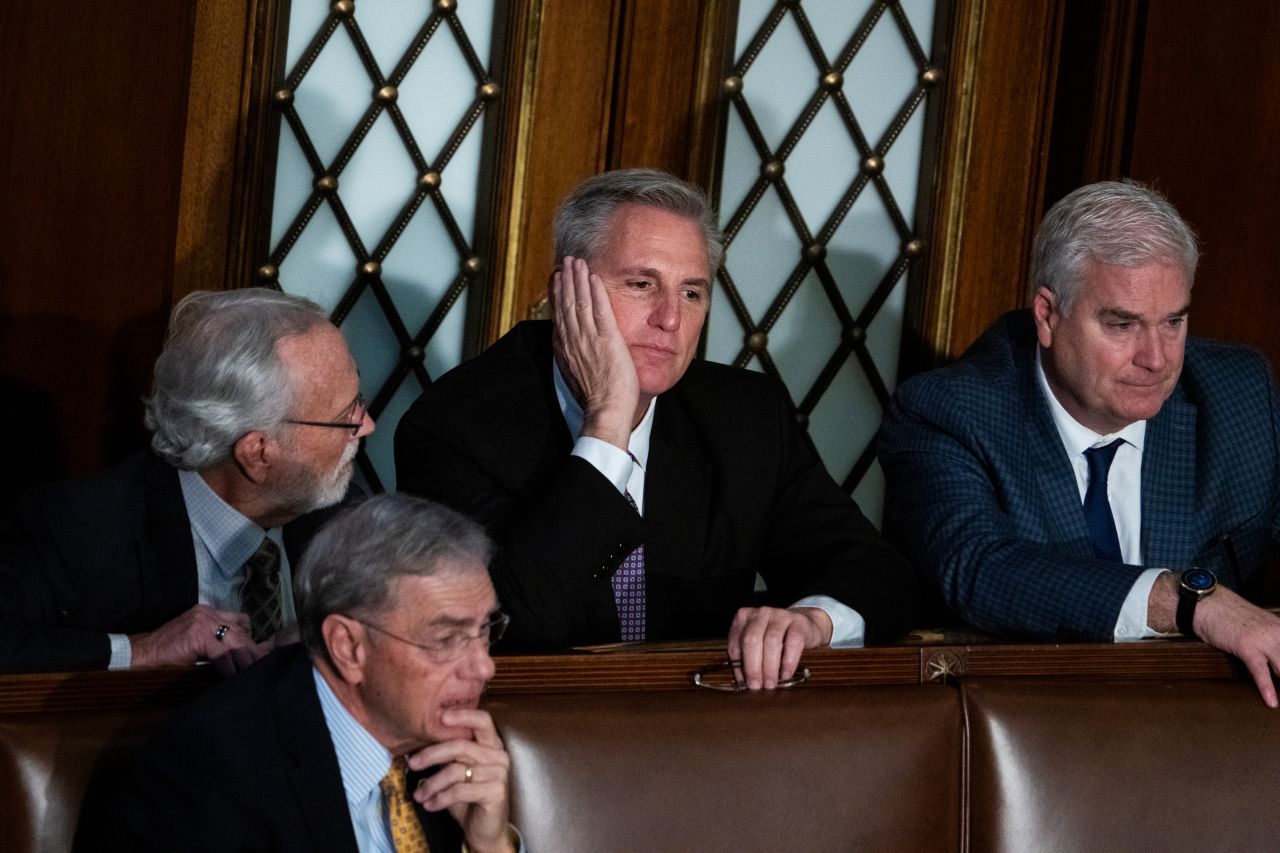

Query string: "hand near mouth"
[407, 708, 516, 853]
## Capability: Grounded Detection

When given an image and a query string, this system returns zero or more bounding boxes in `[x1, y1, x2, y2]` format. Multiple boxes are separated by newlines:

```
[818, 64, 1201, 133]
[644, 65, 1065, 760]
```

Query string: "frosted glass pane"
[340, 111, 418, 248]
[786, 99, 860, 230]
[271, 3, 500, 491]
[723, 186, 797, 322]
[846, 14, 919, 148]
[293, 29, 370, 167]
[770, 270, 842, 398]
[806, 0, 878, 63]
[744, 13, 814, 152]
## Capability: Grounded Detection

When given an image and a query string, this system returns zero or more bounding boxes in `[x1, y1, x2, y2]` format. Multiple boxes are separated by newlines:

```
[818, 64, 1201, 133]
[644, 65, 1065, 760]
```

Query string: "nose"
[459, 636, 496, 682]
[357, 412, 376, 438]
[649, 288, 680, 332]
[1132, 328, 1169, 372]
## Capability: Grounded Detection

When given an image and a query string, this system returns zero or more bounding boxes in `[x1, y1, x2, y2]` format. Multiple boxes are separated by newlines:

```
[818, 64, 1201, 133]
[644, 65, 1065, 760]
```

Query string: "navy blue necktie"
[1083, 440, 1124, 562]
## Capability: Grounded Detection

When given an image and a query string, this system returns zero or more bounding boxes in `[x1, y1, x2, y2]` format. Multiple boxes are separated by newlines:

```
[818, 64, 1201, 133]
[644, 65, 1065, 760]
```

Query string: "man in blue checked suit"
[879, 180, 1280, 705]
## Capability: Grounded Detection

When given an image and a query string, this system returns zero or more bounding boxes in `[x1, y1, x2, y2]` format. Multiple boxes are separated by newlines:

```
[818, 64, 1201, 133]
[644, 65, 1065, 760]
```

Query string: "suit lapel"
[644, 393, 711, 583]
[138, 456, 198, 625]
[1020, 341, 1095, 554]
[1141, 387, 1197, 567]
[274, 650, 362, 851]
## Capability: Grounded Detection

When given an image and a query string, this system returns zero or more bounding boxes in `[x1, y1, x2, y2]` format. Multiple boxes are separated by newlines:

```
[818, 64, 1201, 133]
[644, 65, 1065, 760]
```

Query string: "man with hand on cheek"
[103, 494, 521, 853]
[397, 169, 916, 689]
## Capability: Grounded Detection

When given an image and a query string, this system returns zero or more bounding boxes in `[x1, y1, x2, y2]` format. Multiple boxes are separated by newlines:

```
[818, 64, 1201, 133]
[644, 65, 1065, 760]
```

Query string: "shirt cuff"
[570, 436, 634, 495]
[792, 595, 865, 648]
[108, 633, 132, 669]
[1114, 568, 1171, 641]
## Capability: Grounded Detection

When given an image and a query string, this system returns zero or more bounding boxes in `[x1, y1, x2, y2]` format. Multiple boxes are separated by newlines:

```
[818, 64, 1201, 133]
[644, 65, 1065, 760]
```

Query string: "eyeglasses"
[285, 394, 367, 437]
[347, 611, 510, 663]
[692, 658, 811, 692]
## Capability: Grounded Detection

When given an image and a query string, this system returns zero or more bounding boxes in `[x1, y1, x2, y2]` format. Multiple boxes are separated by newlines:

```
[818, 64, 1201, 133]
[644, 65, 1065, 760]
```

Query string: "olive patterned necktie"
[239, 536, 282, 642]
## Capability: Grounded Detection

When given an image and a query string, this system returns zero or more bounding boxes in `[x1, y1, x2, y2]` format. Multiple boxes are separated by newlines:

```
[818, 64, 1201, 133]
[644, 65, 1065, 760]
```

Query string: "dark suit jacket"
[83, 645, 462, 853]
[395, 320, 916, 648]
[0, 450, 342, 673]
[878, 310, 1280, 640]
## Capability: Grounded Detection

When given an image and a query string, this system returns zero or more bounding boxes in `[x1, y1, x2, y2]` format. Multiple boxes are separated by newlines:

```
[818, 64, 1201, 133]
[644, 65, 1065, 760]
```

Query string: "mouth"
[440, 696, 481, 712]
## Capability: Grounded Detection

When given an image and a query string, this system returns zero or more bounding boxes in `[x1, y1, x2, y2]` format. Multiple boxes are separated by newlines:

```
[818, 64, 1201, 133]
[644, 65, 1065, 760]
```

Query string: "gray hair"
[553, 168, 723, 273]
[1031, 179, 1199, 315]
[294, 494, 495, 660]
[144, 288, 332, 470]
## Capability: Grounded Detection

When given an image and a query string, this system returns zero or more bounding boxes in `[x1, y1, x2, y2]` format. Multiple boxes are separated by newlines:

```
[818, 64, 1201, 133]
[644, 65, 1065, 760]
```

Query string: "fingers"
[1240, 653, 1279, 709]
[728, 607, 822, 690]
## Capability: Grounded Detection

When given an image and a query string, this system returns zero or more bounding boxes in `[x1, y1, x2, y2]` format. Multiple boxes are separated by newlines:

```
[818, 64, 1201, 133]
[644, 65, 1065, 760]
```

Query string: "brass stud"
[273, 88, 293, 106]
[723, 75, 743, 96]
[407, 345, 425, 362]
[845, 325, 866, 345]
[419, 171, 441, 190]
[905, 238, 925, 258]
[746, 331, 768, 353]
[332, 0, 354, 16]
[920, 66, 942, 87]
[795, 411, 809, 429]
[862, 156, 884, 175]
[376, 85, 397, 105]
[821, 71, 843, 92]
[478, 82, 500, 100]
[463, 256, 483, 275]
[361, 260, 381, 276]
[762, 160, 785, 181]
[435, 0, 456, 11]
[257, 264, 278, 283]
[315, 174, 338, 192]
[804, 243, 826, 263]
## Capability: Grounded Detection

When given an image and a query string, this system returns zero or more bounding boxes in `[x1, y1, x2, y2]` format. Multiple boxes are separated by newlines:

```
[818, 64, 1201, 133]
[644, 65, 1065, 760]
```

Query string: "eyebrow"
[1099, 302, 1190, 323]
[426, 607, 501, 630]
[619, 266, 710, 289]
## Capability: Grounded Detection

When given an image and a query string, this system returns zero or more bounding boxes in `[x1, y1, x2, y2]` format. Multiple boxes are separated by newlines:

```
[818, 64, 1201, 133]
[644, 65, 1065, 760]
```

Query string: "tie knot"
[380, 757, 409, 799]
[245, 536, 281, 577]
[1084, 439, 1124, 478]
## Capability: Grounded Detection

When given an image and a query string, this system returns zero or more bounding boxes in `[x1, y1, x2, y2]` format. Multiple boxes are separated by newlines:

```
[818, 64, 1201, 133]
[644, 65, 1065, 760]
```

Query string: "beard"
[275, 439, 358, 518]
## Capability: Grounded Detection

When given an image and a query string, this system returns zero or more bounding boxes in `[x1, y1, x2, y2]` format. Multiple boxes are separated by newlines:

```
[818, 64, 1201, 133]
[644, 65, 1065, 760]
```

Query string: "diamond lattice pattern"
[710, 0, 940, 522]
[263, 0, 499, 492]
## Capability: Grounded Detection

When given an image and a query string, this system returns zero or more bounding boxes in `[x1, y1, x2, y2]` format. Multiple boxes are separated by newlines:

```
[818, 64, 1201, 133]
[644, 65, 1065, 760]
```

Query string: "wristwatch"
[1176, 568, 1218, 638]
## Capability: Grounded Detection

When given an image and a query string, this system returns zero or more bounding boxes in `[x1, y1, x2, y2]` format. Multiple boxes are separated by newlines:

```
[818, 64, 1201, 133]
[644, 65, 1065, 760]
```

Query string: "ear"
[1032, 286, 1059, 350]
[321, 614, 368, 685]
[231, 429, 276, 485]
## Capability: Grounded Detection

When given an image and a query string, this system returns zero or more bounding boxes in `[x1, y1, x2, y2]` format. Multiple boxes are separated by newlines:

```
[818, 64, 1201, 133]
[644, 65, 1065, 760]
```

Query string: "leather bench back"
[490, 686, 964, 853]
[964, 678, 1280, 853]
[0, 707, 172, 853]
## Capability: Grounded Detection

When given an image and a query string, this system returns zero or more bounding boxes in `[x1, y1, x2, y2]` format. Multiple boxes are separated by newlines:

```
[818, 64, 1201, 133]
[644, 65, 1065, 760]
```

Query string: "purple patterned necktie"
[614, 492, 646, 641]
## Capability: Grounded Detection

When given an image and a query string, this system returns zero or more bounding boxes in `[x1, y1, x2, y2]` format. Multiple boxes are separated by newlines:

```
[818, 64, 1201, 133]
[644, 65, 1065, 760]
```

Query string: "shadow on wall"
[0, 309, 162, 508]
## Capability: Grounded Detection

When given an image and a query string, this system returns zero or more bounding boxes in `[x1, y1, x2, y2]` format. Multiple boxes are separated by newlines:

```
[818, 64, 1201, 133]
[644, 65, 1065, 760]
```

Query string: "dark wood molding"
[913, 0, 1066, 368]
[0, 640, 1245, 714]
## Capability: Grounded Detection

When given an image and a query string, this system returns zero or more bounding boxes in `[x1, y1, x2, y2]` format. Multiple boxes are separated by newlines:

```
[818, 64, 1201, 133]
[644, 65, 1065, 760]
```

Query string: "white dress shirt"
[551, 359, 865, 647]
[1035, 350, 1169, 640]
[106, 470, 293, 669]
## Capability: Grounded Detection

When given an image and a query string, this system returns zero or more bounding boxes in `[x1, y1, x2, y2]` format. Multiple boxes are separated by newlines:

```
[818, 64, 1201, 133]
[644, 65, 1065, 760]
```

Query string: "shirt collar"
[1035, 347, 1147, 456]
[552, 357, 656, 471]
[178, 468, 279, 580]
[312, 665, 393, 812]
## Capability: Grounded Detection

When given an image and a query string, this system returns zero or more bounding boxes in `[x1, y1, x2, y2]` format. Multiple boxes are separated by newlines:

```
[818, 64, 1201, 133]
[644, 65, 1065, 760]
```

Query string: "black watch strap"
[1176, 568, 1217, 637]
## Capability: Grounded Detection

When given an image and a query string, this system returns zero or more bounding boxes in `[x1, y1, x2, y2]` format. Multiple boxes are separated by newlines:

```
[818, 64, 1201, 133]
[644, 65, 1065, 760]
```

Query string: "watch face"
[1183, 568, 1216, 592]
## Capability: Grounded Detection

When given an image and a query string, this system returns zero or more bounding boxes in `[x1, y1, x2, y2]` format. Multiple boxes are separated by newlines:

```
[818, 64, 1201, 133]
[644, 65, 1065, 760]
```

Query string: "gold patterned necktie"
[240, 536, 282, 642]
[380, 757, 430, 853]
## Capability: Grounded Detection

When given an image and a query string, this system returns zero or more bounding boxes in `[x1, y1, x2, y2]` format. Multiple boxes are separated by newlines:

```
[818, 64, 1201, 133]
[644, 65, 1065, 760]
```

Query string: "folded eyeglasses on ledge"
[692, 658, 812, 691]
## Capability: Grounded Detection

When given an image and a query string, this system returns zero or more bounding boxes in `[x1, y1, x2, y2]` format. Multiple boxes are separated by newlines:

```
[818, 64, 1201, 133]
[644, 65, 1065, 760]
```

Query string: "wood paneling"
[1126, 0, 1280, 368]
[911, 0, 1065, 369]
[0, 1, 200, 488]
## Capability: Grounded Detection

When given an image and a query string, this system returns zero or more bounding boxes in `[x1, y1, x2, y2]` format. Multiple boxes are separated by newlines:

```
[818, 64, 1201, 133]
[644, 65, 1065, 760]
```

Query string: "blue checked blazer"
[878, 310, 1280, 640]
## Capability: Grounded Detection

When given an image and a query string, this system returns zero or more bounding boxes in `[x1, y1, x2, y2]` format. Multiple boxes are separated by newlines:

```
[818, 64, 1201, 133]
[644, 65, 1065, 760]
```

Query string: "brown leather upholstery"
[0, 708, 171, 853]
[490, 687, 964, 853]
[964, 678, 1280, 853]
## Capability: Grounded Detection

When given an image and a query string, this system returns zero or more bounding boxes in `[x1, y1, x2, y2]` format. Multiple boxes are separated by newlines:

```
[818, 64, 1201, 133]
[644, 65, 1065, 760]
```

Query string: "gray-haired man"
[0, 288, 373, 673]
[102, 494, 520, 853]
